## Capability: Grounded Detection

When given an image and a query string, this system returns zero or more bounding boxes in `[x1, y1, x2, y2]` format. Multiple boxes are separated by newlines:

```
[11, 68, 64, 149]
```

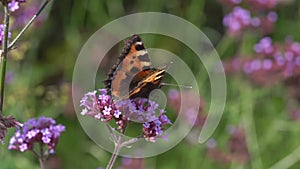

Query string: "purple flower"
[290, 42, 300, 55]
[206, 139, 217, 149]
[274, 52, 285, 66]
[8, 117, 65, 153]
[251, 17, 261, 27]
[254, 37, 274, 55]
[243, 61, 252, 74]
[267, 11, 278, 22]
[8, 0, 20, 12]
[223, 7, 251, 34]
[0, 24, 11, 46]
[262, 59, 273, 70]
[142, 111, 172, 142]
[80, 89, 121, 124]
[250, 59, 261, 71]
[80, 89, 171, 141]
[296, 57, 300, 66]
[8, 0, 26, 12]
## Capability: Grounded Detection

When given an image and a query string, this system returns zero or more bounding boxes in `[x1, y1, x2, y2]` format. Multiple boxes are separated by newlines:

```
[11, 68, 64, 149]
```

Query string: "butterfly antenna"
[158, 61, 173, 71]
[160, 82, 192, 89]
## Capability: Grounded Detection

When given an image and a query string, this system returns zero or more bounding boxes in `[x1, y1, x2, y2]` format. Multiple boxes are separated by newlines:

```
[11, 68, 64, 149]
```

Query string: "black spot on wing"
[130, 67, 140, 74]
[138, 54, 150, 62]
[135, 44, 144, 51]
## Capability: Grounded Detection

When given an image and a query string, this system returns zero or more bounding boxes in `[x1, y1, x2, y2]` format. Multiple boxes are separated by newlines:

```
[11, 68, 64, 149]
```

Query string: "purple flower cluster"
[8, 116, 65, 153]
[8, 0, 26, 12]
[80, 89, 121, 122]
[80, 89, 171, 141]
[225, 37, 300, 85]
[244, 37, 300, 77]
[223, 7, 252, 35]
[142, 111, 171, 142]
[223, 6, 277, 36]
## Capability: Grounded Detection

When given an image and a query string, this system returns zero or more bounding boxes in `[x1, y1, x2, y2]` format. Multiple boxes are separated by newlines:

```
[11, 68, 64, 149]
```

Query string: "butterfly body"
[104, 35, 165, 101]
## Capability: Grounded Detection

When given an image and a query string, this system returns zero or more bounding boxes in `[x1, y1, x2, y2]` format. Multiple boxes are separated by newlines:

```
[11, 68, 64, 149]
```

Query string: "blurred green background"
[1, 0, 300, 169]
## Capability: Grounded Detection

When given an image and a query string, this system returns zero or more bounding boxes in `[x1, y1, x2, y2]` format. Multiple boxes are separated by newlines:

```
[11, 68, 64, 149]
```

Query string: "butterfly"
[104, 34, 166, 102]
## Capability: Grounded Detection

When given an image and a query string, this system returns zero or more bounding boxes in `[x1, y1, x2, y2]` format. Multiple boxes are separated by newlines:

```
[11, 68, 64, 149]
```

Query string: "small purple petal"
[262, 59, 273, 70]
[296, 57, 300, 66]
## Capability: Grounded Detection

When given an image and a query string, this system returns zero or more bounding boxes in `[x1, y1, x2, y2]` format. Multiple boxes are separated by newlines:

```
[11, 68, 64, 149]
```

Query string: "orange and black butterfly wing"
[128, 68, 166, 99]
[104, 35, 152, 100]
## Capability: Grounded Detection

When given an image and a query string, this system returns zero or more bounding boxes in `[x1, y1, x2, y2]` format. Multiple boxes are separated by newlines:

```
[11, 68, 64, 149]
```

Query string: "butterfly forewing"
[105, 35, 156, 101]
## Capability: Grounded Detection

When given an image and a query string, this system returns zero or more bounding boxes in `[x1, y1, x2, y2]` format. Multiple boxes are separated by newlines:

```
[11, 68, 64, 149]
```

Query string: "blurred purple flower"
[296, 57, 300, 66]
[274, 52, 285, 66]
[226, 36, 300, 86]
[223, 7, 252, 34]
[251, 17, 261, 27]
[206, 138, 217, 149]
[267, 11, 278, 22]
[254, 37, 274, 55]
[0, 24, 11, 46]
[5, 71, 14, 84]
[250, 59, 261, 71]
[262, 59, 272, 70]
[8, 116, 65, 153]
[8, 0, 20, 12]
[7, 0, 26, 12]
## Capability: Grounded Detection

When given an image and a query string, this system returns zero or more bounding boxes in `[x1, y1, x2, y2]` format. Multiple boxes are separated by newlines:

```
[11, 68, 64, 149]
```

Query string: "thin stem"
[106, 124, 117, 143]
[8, 0, 50, 50]
[39, 143, 45, 169]
[106, 130, 125, 169]
[32, 149, 40, 159]
[0, 4, 10, 113]
[121, 137, 141, 147]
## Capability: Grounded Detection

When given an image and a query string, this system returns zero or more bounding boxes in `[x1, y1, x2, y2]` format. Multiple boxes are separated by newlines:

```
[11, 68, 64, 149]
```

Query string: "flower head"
[80, 89, 171, 141]
[223, 7, 252, 35]
[8, 0, 26, 12]
[8, 116, 65, 153]
[142, 110, 172, 142]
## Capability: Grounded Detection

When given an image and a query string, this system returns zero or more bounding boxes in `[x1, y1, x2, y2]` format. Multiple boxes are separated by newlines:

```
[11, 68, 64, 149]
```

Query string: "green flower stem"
[0, 4, 10, 113]
[0, 0, 51, 114]
[39, 143, 46, 169]
[8, 0, 50, 50]
[106, 129, 125, 169]
[106, 124, 117, 143]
